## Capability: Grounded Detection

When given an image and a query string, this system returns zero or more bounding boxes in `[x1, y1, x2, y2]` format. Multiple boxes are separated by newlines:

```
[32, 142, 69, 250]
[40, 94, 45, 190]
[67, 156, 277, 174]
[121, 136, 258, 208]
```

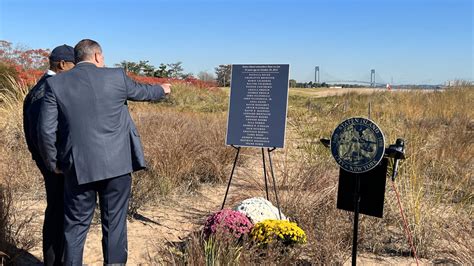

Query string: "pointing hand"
[161, 83, 171, 94]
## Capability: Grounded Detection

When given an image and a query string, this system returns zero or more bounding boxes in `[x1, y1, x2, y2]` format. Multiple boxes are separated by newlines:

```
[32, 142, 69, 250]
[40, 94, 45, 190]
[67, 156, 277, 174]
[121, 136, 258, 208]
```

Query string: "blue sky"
[0, 0, 472, 84]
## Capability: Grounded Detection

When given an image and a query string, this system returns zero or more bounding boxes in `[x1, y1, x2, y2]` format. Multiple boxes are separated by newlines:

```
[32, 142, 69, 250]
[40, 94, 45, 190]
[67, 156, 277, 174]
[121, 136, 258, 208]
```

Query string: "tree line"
[116, 60, 233, 87]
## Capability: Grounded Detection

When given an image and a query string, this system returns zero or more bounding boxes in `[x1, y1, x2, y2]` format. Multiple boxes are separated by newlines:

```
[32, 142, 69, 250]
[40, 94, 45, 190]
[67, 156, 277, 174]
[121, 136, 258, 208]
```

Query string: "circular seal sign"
[330, 117, 385, 173]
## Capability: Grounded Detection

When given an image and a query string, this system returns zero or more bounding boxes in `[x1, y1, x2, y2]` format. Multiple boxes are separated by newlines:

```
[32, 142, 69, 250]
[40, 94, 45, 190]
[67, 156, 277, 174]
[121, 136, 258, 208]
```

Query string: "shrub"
[128, 72, 218, 90]
[0, 40, 47, 86]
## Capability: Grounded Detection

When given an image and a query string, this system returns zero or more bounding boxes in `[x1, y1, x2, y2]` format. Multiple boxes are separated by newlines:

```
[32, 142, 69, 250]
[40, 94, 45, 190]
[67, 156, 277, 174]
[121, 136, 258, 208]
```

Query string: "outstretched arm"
[123, 70, 170, 101]
[37, 83, 58, 172]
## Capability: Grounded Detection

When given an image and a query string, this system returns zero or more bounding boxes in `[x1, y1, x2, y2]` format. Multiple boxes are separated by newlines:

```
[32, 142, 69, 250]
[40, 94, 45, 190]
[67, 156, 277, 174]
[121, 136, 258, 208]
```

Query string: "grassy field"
[0, 80, 472, 264]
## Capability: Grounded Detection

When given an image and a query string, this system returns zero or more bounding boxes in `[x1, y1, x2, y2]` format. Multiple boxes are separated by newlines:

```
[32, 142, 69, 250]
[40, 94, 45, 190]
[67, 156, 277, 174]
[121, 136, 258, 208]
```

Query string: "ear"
[58, 60, 66, 70]
[94, 52, 101, 63]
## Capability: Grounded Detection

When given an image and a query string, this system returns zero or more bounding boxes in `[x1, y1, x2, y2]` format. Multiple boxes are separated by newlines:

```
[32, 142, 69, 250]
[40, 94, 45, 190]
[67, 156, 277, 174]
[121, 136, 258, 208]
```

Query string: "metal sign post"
[322, 118, 409, 265]
[330, 117, 386, 265]
[351, 174, 361, 266]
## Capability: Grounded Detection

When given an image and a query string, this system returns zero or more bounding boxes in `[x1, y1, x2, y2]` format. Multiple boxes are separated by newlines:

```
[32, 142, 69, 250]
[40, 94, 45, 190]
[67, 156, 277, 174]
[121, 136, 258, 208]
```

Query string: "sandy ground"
[25, 154, 263, 264]
[25, 182, 231, 264]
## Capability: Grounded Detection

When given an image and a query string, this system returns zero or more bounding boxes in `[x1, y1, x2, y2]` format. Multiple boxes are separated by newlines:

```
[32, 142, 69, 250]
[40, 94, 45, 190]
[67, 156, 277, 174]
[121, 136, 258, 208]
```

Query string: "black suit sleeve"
[37, 83, 58, 172]
[23, 95, 35, 155]
[122, 69, 165, 101]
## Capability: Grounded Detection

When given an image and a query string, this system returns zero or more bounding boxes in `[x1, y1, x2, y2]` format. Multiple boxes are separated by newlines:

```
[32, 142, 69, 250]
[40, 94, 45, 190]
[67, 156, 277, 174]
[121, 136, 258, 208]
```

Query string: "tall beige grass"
[1, 73, 472, 264]
[0, 75, 41, 263]
[285, 86, 473, 263]
[160, 86, 472, 264]
[127, 104, 235, 216]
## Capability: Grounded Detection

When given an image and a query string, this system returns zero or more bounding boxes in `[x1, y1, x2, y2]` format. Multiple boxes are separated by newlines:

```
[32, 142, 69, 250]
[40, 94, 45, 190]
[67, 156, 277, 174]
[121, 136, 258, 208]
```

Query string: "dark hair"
[74, 39, 102, 63]
[49, 60, 60, 70]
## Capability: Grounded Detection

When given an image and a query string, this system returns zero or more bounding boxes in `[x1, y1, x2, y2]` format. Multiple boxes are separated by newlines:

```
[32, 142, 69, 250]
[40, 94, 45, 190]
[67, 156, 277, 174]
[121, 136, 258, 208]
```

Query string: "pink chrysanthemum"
[203, 209, 253, 239]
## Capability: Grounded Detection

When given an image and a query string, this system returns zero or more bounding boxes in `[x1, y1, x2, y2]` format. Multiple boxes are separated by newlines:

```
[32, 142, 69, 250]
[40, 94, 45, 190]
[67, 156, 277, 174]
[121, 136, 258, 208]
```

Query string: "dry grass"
[152, 230, 305, 264]
[1, 72, 472, 264]
[156, 86, 473, 264]
[161, 83, 228, 113]
[284, 86, 473, 263]
[0, 75, 44, 194]
[0, 76, 41, 263]
[127, 104, 236, 216]
[0, 75, 236, 261]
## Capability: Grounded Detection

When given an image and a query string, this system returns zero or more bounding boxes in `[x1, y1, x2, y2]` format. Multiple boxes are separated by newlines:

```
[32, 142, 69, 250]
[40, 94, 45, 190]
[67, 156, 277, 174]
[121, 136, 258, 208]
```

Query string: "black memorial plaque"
[331, 117, 385, 173]
[336, 158, 388, 218]
[226, 64, 290, 148]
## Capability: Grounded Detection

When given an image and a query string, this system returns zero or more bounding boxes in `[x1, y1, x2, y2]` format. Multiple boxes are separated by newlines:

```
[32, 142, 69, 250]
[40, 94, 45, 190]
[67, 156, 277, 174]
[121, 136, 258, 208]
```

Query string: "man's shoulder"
[47, 66, 126, 87]
[100, 67, 126, 76]
[46, 71, 68, 85]
[79, 65, 125, 77]
[24, 74, 50, 105]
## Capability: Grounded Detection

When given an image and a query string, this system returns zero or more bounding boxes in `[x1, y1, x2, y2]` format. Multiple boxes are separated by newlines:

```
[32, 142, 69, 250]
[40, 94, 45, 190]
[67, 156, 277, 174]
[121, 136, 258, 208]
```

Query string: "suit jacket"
[126, 103, 146, 171]
[38, 62, 164, 184]
[23, 73, 52, 162]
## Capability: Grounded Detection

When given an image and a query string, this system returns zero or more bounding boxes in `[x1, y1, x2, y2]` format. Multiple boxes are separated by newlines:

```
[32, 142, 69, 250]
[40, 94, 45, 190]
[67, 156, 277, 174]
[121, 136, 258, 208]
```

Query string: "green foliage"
[289, 79, 297, 88]
[214, 64, 231, 87]
[115, 60, 155, 76]
[115, 60, 187, 78]
[154, 63, 169, 78]
[167, 61, 184, 79]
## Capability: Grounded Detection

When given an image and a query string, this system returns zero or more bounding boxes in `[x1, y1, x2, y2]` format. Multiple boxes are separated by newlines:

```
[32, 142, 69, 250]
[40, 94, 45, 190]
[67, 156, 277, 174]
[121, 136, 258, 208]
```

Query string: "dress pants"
[37, 162, 64, 266]
[63, 172, 131, 265]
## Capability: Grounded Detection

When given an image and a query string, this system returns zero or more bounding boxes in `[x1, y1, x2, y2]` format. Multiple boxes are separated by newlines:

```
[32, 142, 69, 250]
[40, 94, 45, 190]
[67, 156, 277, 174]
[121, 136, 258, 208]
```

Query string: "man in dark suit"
[23, 44, 75, 266]
[38, 39, 171, 265]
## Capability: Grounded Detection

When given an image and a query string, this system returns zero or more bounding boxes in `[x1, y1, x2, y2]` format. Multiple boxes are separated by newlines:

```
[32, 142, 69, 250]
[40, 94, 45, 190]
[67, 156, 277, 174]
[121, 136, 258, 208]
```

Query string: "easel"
[220, 146, 282, 220]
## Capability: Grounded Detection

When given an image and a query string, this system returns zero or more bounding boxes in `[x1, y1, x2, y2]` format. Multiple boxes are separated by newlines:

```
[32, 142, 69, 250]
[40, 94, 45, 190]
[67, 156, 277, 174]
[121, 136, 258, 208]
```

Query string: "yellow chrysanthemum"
[250, 219, 307, 246]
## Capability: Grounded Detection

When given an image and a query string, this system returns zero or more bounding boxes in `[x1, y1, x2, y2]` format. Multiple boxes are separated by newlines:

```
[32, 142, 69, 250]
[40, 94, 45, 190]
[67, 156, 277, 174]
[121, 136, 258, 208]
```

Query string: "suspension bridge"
[313, 66, 389, 87]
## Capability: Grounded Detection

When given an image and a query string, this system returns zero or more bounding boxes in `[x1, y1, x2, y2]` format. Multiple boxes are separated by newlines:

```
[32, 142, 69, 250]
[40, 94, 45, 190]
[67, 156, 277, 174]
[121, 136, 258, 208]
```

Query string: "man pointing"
[38, 39, 170, 265]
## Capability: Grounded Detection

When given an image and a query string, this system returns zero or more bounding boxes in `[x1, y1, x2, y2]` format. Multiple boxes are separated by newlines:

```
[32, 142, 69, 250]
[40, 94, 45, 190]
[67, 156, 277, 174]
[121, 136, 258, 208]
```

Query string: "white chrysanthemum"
[233, 197, 287, 224]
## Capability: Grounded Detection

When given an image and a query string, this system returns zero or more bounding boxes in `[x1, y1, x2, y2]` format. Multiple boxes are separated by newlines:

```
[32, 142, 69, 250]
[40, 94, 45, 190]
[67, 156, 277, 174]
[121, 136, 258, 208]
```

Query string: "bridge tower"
[315, 66, 320, 84]
[370, 69, 376, 87]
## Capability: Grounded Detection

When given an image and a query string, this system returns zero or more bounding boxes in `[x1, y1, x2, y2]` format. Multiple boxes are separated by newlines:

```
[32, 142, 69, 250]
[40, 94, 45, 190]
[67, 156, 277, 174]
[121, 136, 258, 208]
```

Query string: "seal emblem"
[330, 117, 385, 173]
